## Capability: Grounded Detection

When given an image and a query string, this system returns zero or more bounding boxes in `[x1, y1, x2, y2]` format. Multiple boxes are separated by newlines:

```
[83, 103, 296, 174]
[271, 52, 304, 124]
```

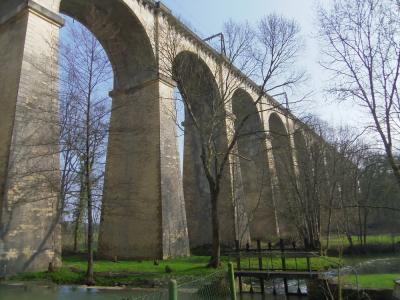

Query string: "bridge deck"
[235, 270, 320, 279]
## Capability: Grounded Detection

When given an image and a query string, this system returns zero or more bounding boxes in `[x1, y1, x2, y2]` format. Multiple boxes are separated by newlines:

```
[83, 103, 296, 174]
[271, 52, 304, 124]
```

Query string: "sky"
[59, 0, 366, 133]
[161, 0, 363, 129]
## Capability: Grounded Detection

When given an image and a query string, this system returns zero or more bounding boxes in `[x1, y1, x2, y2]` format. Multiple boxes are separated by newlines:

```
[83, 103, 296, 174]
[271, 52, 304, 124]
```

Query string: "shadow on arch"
[172, 51, 236, 253]
[59, 0, 185, 259]
[232, 89, 277, 242]
[268, 112, 296, 236]
[60, 0, 157, 89]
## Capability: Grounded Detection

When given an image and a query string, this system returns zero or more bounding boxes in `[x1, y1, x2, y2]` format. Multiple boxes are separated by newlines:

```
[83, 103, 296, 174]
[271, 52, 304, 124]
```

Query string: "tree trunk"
[325, 207, 333, 250]
[73, 215, 80, 253]
[346, 233, 353, 249]
[73, 169, 86, 253]
[208, 191, 220, 268]
[85, 147, 95, 285]
[86, 177, 95, 285]
[357, 205, 363, 246]
[363, 210, 368, 246]
[85, 42, 95, 286]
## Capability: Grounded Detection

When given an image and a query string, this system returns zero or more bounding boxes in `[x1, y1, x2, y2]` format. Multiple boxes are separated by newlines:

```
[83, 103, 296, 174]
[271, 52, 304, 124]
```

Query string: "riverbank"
[339, 255, 400, 289]
[6, 255, 215, 287]
[342, 273, 399, 289]
[4, 253, 400, 294]
[3, 255, 337, 287]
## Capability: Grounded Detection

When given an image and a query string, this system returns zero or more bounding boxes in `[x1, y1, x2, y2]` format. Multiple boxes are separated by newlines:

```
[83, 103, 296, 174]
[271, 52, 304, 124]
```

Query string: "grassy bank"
[341, 273, 399, 289]
[8, 243, 398, 289]
[6, 254, 337, 287]
[335, 254, 400, 290]
[9, 256, 216, 286]
[325, 234, 400, 249]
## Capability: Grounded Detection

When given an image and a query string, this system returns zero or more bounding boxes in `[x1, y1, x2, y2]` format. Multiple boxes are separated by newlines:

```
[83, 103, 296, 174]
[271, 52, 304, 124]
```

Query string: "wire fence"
[177, 269, 232, 299]
[130, 264, 235, 300]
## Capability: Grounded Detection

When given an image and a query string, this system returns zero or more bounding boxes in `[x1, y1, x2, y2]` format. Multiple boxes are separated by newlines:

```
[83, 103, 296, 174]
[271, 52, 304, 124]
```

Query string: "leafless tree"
[318, 0, 400, 187]
[59, 13, 112, 284]
[159, 13, 305, 267]
[272, 114, 373, 250]
[252, 14, 305, 94]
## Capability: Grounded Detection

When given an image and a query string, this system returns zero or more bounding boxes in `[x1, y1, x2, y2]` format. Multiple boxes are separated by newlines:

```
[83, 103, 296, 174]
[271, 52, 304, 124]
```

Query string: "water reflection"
[340, 256, 400, 276]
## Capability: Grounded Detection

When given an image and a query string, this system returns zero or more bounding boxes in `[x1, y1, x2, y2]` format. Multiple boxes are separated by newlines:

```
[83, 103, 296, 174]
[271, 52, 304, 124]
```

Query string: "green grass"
[64, 255, 215, 275]
[8, 255, 400, 290]
[7, 254, 338, 287]
[9, 255, 218, 286]
[324, 234, 400, 249]
[341, 273, 400, 289]
[332, 252, 400, 290]
[10, 267, 83, 284]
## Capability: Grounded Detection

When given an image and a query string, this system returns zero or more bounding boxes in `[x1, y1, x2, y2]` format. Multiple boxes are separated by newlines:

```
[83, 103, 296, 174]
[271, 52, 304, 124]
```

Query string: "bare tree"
[318, 0, 400, 187]
[59, 15, 112, 284]
[159, 13, 305, 267]
[272, 114, 375, 251]
[253, 14, 305, 94]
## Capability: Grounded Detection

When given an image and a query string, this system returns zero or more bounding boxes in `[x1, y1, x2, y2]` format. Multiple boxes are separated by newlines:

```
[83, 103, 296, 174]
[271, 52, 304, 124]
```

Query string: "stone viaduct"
[0, 0, 324, 274]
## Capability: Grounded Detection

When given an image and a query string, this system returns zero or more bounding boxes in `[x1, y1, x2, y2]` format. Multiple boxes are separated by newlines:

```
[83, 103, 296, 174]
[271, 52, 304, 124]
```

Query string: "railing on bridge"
[130, 265, 237, 300]
[225, 239, 323, 296]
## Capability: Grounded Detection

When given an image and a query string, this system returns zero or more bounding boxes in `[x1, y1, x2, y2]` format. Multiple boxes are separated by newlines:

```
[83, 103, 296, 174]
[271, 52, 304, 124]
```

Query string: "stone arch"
[172, 51, 220, 129]
[268, 112, 295, 236]
[58, 1, 188, 259]
[231, 89, 275, 240]
[59, 0, 157, 89]
[172, 51, 235, 251]
[0, 0, 190, 273]
[269, 113, 293, 171]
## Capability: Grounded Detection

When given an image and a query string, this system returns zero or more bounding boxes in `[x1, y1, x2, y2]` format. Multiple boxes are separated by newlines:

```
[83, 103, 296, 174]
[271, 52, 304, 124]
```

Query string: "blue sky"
[162, 0, 362, 129]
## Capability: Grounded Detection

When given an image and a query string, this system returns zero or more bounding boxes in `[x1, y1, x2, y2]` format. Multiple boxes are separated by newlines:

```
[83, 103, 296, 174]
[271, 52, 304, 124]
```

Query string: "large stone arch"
[59, 0, 157, 89]
[62, 1, 190, 260]
[172, 51, 236, 251]
[0, 0, 190, 274]
[268, 112, 296, 236]
[232, 89, 276, 241]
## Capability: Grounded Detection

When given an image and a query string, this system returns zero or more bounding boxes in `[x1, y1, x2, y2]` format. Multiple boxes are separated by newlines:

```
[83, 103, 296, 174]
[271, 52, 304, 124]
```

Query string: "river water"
[343, 256, 400, 275]
[0, 283, 307, 300]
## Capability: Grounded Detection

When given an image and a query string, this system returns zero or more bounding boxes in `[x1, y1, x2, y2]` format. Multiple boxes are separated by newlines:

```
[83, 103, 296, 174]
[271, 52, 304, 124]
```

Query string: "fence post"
[235, 240, 243, 293]
[280, 239, 289, 295]
[268, 241, 276, 295]
[257, 240, 265, 294]
[228, 262, 237, 300]
[169, 279, 178, 300]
